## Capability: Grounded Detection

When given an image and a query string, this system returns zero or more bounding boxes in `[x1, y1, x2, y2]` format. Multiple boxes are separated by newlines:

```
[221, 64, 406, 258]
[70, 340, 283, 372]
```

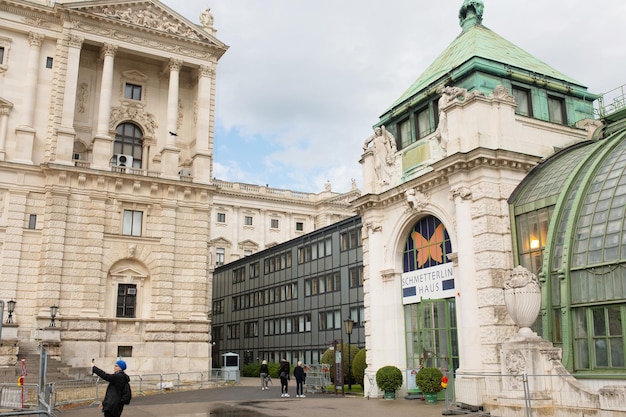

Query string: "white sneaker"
[295, 395, 300, 398]
[301, 395, 306, 398]
[285, 394, 290, 397]
[281, 393, 285, 397]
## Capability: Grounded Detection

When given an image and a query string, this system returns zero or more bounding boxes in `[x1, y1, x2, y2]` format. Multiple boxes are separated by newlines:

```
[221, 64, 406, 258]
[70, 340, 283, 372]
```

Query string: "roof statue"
[459, 0, 484, 29]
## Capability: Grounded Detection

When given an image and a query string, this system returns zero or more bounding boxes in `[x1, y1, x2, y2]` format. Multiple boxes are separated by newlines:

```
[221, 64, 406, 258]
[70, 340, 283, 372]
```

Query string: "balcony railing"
[596, 84, 626, 117]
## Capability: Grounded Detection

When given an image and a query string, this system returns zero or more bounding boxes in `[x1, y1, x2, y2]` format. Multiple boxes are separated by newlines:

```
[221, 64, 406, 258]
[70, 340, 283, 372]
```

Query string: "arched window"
[114, 122, 143, 168]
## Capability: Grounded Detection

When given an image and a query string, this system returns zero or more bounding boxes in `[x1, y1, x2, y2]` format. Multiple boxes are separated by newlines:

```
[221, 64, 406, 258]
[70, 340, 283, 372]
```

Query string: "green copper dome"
[385, 1, 586, 114]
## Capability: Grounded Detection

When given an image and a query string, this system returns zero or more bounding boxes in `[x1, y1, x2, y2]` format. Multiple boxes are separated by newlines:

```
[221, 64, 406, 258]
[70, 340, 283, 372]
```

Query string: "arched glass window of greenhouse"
[509, 118, 626, 374]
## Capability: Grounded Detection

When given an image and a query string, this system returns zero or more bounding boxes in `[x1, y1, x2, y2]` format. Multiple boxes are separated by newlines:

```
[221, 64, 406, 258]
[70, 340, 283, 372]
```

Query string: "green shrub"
[242, 362, 260, 377]
[415, 367, 443, 393]
[375, 365, 403, 392]
[352, 348, 366, 387]
[320, 344, 361, 383]
[241, 361, 281, 378]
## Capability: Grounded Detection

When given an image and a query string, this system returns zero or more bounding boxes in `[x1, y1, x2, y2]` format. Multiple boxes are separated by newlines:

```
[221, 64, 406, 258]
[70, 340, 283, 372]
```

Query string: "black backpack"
[121, 379, 132, 405]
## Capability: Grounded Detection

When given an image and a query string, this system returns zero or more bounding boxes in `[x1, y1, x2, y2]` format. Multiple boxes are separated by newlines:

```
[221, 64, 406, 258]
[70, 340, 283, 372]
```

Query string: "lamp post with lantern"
[344, 318, 354, 390]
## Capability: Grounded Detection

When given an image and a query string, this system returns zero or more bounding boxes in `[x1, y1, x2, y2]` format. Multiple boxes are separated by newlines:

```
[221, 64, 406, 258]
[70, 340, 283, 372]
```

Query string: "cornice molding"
[353, 148, 540, 211]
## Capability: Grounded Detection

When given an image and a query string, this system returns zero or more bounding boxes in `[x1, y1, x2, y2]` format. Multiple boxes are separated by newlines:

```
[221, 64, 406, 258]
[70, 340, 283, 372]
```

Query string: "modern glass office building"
[212, 216, 364, 366]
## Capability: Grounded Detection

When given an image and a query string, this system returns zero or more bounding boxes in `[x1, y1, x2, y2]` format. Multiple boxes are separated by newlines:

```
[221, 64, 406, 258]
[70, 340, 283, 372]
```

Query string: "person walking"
[91, 359, 130, 417]
[260, 360, 270, 390]
[278, 358, 290, 397]
[293, 361, 306, 398]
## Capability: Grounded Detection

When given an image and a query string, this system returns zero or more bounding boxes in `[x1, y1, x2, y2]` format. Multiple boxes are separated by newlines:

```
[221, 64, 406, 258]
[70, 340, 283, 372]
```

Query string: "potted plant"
[375, 365, 403, 399]
[415, 367, 443, 404]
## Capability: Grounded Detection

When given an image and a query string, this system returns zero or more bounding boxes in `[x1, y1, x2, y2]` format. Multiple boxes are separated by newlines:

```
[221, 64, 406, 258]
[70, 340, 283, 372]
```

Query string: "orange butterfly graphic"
[411, 224, 444, 267]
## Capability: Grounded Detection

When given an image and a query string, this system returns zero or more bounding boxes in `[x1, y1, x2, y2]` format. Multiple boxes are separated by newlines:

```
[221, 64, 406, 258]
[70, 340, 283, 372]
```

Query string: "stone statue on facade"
[363, 126, 397, 186]
[405, 188, 429, 211]
[433, 85, 467, 152]
[200, 8, 214, 28]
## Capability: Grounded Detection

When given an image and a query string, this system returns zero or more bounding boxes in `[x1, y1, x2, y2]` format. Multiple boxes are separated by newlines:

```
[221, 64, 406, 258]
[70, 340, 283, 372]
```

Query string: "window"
[515, 207, 552, 276]
[398, 118, 412, 149]
[415, 106, 432, 139]
[548, 95, 566, 124]
[296, 221, 304, 231]
[350, 305, 365, 327]
[349, 267, 363, 288]
[341, 229, 361, 251]
[318, 310, 341, 330]
[305, 273, 340, 296]
[227, 324, 240, 340]
[573, 306, 625, 370]
[244, 216, 253, 226]
[124, 83, 142, 100]
[271, 219, 279, 229]
[212, 299, 224, 315]
[232, 267, 245, 284]
[0, 47, 5, 65]
[512, 86, 532, 117]
[244, 249, 253, 257]
[28, 214, 37, 230]
[46, 57, 53, 68]
[249, 262, 259, 278]
[215, 247, 225, 266]
[116, 284, 136, 318]
[217, 213, 226, 223]
[114, 123, 143, 168]
[118, 346, 133, 358]
[212, 326, 223, 342]
[244, 321, 258, 338]
[122, 210, 143, 236]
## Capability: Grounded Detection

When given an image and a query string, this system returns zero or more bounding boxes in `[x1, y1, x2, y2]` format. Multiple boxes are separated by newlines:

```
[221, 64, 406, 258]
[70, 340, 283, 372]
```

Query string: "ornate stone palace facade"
[0, 0, 357, 376]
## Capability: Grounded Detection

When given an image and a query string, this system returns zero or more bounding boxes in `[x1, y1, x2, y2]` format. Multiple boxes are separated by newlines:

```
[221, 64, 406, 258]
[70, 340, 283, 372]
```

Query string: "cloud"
[164, 0, 626, 193]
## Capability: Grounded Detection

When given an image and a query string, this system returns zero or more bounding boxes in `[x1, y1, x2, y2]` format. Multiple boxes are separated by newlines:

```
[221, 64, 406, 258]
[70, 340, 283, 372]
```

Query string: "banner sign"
[402, 262, 455, 304]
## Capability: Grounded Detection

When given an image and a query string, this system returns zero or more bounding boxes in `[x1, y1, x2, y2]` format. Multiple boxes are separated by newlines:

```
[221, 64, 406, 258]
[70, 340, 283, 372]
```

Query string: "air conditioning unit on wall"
[116, 154, 133, 167]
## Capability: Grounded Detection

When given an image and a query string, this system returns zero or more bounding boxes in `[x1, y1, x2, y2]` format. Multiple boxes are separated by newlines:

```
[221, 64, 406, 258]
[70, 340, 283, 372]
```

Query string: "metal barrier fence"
[1, 370, 225, 413]
[304, 364, 331, 393]
[0, 384, 38, 410]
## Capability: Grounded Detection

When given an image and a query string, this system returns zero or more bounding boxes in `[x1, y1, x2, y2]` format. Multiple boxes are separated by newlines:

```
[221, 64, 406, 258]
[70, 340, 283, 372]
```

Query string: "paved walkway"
[57, 377, 457, 417]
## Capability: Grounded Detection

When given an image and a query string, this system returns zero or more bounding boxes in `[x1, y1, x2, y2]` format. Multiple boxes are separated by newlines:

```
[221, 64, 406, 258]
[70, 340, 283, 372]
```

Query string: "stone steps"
[0, 342, 88, 384]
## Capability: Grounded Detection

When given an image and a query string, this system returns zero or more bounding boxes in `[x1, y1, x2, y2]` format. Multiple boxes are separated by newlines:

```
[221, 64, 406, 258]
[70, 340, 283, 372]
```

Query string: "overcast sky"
[161, 0, 626, 194]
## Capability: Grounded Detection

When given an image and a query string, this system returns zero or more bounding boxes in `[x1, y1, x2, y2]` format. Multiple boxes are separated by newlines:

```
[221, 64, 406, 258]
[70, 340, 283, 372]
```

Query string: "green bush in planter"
[415, 367, 443, 393]
[375, 365, 403, 393]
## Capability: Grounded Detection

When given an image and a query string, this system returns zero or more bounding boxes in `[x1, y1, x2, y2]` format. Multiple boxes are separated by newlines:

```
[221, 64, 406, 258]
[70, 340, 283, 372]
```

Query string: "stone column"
[14, 32, 44, 164]
[450, 186, 486, 406]
[92, 43, 117, 170]
[192, 65, 214, 183]
[55, 35, 84, 166]
[161, 59, 182, 178]
[0, 105, 11, 161]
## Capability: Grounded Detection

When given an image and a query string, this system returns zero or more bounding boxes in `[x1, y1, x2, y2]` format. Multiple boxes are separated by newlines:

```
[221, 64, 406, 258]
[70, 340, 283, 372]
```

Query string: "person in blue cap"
[91, 359, 130, 417]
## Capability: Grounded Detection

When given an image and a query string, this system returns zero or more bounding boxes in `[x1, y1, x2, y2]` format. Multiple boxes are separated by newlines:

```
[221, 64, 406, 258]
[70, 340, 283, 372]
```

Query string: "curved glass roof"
[510, 119, 626, 304]
[509, 141, 597, 213]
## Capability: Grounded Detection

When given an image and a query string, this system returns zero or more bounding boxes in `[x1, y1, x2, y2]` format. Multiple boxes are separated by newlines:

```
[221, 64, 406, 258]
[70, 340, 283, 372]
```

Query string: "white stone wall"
[357, 87, 592, 400]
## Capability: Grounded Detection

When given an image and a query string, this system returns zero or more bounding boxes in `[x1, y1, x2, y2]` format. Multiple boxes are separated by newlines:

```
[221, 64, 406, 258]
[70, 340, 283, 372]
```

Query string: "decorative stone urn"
[503, 266, 542, 339]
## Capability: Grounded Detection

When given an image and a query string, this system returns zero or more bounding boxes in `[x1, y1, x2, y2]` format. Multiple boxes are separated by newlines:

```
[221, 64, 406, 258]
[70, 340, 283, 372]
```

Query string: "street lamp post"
[344, 318, 354, 390]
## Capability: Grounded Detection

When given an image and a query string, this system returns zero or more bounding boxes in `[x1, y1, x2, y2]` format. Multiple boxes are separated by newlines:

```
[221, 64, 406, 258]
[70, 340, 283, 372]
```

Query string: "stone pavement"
[56, 377, 459, 417]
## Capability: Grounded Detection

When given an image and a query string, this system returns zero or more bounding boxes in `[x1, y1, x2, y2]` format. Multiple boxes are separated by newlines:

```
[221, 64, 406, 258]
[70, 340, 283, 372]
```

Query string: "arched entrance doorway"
[402, 215, 459, 375]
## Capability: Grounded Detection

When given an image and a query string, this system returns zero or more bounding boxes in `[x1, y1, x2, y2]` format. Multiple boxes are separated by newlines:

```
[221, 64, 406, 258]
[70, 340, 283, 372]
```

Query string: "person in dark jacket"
[260, 360, 270, 390]
[278, 358, 290, 397]
[92, 359, 130, 417]
[293, 361, 306, 398]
